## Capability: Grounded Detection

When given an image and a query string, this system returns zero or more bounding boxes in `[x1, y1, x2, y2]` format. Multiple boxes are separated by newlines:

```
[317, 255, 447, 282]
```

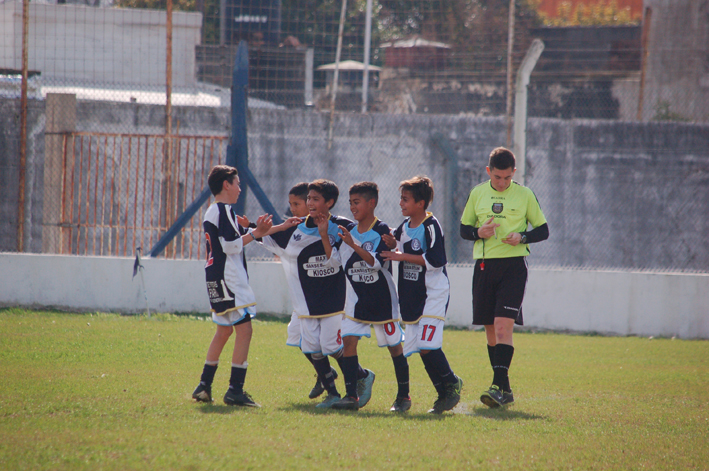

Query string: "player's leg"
[288, 312, 336, 399]
[332, 334, 361, 410]
[378, 322, 410, 412]
[419, 318, 462, 414]
[224, 313, 260, 407]
[303, 317, 341, 407]
[193, 323, 233, 402]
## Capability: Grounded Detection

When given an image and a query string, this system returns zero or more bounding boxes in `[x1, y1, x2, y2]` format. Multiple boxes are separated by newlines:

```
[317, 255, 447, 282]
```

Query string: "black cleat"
[192, 383, 213, 403]
[331, 395, 359, 410]
[501, 389, 514, 406]
[309, 368, 339, 399]
[480, 385, 505, 409]
[428, 376, 463, 414]
[390, 396, 412, 413]
[224, 389, 261, 408]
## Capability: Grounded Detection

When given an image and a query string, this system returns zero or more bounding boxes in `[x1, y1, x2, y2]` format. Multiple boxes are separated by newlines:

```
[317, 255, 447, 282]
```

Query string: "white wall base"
[1, 254, 707, 339]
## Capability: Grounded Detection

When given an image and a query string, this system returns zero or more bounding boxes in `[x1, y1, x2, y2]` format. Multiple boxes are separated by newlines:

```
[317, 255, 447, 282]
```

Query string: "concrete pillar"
[43, 93, 76, 254]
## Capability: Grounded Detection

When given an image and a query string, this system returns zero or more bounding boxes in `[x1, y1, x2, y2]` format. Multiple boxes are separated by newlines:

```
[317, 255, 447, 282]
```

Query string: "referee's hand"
[478, 217, 500, 239]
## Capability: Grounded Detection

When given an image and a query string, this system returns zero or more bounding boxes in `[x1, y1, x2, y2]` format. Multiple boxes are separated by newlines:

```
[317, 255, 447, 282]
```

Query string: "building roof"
[316, 60, 382, 72]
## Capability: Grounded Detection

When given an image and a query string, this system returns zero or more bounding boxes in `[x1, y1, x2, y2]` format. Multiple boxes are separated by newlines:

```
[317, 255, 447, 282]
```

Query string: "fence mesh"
[1, 0, 708, 274]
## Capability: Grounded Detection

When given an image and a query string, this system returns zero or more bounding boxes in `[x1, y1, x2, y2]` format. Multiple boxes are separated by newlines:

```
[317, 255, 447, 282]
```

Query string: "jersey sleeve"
[218, 204, 244, 255]
[460, 188, 479, 227]
[258, 225, 296, 256]
[423, 218, 447, 270]
[525, 188, 547, 228]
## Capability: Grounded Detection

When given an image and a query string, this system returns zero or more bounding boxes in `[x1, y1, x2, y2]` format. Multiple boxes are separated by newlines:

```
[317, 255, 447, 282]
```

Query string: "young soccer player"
[284, 182, 339, 400]
[258, 179, 366, 408]
[382, 175, 463, 414]
[192, 165, 273, 407]
[330, 182, 410, 412]
[460, 147, 549, 408]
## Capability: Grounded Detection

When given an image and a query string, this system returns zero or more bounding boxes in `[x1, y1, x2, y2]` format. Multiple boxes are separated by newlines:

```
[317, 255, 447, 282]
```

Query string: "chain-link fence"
[2, 0, 708, 274]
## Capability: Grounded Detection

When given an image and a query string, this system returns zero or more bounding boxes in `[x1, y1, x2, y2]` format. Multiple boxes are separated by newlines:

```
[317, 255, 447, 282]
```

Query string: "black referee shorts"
[472, 256, 527, 326]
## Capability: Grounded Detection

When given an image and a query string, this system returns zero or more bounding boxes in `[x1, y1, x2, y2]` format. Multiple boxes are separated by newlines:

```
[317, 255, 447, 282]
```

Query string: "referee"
[460, 147, 549, 408]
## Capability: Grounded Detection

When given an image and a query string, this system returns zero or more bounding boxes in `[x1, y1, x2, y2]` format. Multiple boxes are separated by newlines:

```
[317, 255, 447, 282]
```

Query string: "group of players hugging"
[191, 146, 549, 414]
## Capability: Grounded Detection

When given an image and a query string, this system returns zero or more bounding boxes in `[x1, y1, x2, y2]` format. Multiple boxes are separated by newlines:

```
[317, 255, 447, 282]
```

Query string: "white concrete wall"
[1, 253, 707, 339]
[0, 3, 201, 87]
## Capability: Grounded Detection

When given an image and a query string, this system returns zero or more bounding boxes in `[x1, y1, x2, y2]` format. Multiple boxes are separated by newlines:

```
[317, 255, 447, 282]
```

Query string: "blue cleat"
[356, 369, 376, 408]
[315, 393, 341, 409]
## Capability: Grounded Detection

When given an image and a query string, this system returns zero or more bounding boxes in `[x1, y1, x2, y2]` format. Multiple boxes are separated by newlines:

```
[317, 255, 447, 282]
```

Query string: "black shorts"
[472, 257, 527, 326]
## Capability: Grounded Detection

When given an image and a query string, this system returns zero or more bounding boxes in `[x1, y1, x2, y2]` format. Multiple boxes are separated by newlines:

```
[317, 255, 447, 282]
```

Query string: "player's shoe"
[315, 393, 341, 409]
[192, 383, 213, 403]
[501, 390, 514, 406]
[309, 368, 339, 399]
[480, 384, 505, 409]
[331, 395, 359, 410]
[428, 375, 463, 414]
[389, 396, 412, 413]
[356, 369, 376, 408]
[223, 388, 261, 408]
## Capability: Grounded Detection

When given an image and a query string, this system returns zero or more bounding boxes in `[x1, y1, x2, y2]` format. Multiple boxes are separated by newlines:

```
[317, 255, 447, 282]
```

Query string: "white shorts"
[286, 312, 302, 347]
[342, 317, 404, 348]
[403, 317, 445, 357]
[212, 306, 255, 327]
[300, 314, 343, 356]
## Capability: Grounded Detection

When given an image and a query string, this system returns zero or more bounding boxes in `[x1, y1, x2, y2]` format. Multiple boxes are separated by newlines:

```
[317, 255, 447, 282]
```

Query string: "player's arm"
[314, 212, 334, 259]
[265, 217, 302, 236]
[338, 225, 376, 267]
[503, 189, 549, 246]
[381, 250, 426, 266]
[241, 214, 273, 246]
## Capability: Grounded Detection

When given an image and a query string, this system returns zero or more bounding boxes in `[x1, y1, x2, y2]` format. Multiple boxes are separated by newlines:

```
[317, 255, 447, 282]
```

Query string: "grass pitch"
[1, 308, 707, 470]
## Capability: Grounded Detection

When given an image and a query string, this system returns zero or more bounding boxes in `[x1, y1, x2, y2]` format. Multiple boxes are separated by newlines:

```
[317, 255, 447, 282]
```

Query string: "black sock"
[492, 343, 514, 392]
[356, 364, 368, 380]
[392, 353, 410, 398]
[421, 353, 444, 395]
[340, 355, 360, 398]
[200, 363, 218, 387]
[312, 356, 339, 397]
[424, 348, 457, 385]
[229, 364, 247, 394]
[487, 344, 495, 370]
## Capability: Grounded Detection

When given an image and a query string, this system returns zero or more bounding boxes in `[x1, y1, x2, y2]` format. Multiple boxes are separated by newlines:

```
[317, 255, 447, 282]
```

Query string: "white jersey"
[259, 214, 354, 318]
[338, 218, 400, 324]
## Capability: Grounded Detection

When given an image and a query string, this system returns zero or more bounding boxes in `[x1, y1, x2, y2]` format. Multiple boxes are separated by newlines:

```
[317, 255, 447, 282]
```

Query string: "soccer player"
[192, 165, 274, 407]
[382, 176, 463, 414]
[330, 182, 410, 412]
[460, 147, 549, 408]
[284, 182, 339, 400]
[258, 179, 365, 408]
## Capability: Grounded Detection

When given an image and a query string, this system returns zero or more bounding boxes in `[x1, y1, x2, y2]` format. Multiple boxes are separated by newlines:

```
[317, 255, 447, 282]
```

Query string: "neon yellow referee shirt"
[460, 180, 547, 259]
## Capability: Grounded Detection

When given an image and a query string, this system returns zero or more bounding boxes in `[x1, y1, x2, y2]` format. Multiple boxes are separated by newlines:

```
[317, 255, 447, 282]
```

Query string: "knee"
[215, 325, 233, 340]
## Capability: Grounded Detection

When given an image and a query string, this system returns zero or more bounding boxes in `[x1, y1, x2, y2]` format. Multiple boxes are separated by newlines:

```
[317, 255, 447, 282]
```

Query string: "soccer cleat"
[480, 384, 505, 409]
[315, 393, 341, 409]
[223, 389, 261, 408]
[389, 396, 412, 413]
[501, 390, 515, 406]
[356, 369, 376, 408]
[331, 395, 359, 411]
[192, 383, 213, 403]
[428, 375, 463, 414]
[309, 368, 339, 399]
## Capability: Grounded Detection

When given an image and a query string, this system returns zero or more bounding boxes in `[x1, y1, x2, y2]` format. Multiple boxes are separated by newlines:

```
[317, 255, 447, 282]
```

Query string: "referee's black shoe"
[192, 383, 213, 403]
[309, 368, 339, 399]
[480, 385, 514, 408]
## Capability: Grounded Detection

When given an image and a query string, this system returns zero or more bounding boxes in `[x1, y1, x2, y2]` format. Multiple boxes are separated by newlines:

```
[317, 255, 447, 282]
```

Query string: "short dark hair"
[349, 181, 378, 204]
[399, 175, 434, 209]
[288, 182, 309, 200]
[488, 147, 516, 170]
[208, 165, 238, 196]
[308, 179, 339, 208]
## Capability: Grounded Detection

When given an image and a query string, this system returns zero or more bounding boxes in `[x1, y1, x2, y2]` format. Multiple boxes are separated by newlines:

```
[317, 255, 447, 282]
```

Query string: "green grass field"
[1, 308, 707, 470]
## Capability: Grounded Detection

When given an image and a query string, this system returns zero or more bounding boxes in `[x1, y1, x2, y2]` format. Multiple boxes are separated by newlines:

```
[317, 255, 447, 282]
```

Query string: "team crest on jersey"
[492, 203, 503, 214]
[328, 234, 337, 245]
[293, 233, 302, 241]
[362, 241, 374, 251]
[411, 238, 422, 251]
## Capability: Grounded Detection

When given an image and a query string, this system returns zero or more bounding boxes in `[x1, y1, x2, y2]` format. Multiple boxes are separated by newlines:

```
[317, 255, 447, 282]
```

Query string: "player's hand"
[502, 232, 522, 246]
[338, 225, 355, 247]
[236, 214, 251, 228]
[251, 214, 273, 239]
[312, 212, 329, 236]
[381, 250, 404, 262]
[381, 233, 397, 249]
[282, 216, 302, 228]
[478, 217, 500, 239]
